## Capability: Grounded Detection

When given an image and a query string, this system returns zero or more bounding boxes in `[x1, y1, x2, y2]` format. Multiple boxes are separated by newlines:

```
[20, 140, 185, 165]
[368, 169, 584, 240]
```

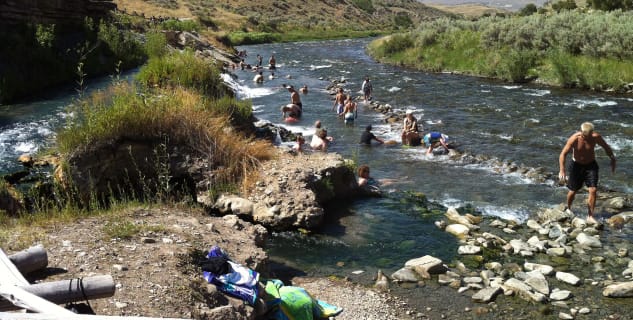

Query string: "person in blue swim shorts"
[423, 132, 449, 155]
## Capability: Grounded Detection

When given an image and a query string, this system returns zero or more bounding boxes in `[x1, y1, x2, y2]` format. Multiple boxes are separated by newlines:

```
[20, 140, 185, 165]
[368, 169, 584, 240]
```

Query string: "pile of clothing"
[200, 246, 343, 319]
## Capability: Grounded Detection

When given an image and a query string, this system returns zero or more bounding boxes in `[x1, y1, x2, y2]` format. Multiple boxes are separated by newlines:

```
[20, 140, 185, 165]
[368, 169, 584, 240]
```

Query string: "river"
[2, 38, 632, 317]
[224, 38, 633, 278]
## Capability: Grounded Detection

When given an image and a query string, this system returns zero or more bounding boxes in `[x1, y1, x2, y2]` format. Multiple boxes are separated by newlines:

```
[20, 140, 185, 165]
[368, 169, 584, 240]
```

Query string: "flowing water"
[227, 39, 633, 279]
[2, 38, 633, 316]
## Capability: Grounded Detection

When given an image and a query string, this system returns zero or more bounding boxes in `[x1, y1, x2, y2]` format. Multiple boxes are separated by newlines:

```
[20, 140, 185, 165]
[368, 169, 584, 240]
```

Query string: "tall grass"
[136, 50, 231, 98]
[57, 82, 271, 197]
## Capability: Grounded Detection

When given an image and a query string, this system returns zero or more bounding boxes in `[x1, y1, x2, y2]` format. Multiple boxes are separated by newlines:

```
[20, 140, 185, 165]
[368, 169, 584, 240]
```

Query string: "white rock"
[445, 224, 470, 239]
[524, 262, 554, 276]
[526, 219, 541, 230]
[405, 255, 447, 275]
[550, 290, 572, 300]
[458, 245, 481, 255]
[576, 232, 602, 248]
[556, 271, 581, 286]
[525, 270, 550, 295]
[558, 312, 573, 319]
[603, 281, 633, 297]
[472, 287, 502, 303]
[578, 307, 591, 314]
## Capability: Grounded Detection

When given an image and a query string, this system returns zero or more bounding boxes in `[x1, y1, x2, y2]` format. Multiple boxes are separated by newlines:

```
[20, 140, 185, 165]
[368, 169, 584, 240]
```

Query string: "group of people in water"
[236, 49, 620, 228]
[236, 52, 619, 219]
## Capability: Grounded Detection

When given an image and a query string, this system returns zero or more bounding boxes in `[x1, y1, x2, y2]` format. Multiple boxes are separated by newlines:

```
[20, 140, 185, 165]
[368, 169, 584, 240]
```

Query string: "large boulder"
[58, 139, 203, 206]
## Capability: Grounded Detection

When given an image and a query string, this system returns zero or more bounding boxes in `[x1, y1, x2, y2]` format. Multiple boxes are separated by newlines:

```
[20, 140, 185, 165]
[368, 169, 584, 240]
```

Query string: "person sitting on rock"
[402, 109, 421, 146]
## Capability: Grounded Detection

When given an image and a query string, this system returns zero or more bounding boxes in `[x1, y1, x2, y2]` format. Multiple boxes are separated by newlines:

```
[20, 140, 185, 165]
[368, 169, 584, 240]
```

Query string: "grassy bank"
[225, 29, 384, 46]
[368, 11, 633, 92]
[2, 44, 272, 229]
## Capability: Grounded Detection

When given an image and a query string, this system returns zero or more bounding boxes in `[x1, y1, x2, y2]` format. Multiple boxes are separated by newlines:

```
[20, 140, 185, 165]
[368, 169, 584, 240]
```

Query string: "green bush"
[136, 50, 231, 98]
[227, 32, 281, 45]
[498, 49, 538, 82]
[160, 19, 201, 32]
[144, 31, 168, 58]
[97, 20, 146, 69]
[351, 0, 375, 14]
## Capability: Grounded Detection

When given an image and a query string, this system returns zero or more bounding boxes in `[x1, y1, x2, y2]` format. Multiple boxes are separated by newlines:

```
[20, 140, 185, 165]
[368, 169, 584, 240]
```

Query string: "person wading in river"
[558, 122, 616, 225]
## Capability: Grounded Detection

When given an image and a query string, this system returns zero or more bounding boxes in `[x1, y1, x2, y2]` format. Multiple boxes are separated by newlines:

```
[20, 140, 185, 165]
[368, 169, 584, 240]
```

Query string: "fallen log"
[0, 275, 115, 312]
[0, 313, 190, 320]
[8, 245, 48, 275]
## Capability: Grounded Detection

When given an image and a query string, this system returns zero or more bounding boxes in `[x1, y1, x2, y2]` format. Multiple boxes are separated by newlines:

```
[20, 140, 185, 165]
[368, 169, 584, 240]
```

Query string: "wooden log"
[0, 276, 115, 312]
[0, 249, 29, 286]
[0, 312, 189, 320]
[8, 245, 48, 275]
[0, 284, 74, 314]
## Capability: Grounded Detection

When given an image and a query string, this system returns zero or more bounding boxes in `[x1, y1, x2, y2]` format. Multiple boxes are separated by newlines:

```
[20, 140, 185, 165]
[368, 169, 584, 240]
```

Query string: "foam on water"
[221, 73, 277, 99]
[387, 87, 401, 92]
[309, 65, 332, 70]
[573, 98, 618, 108]
[502, 85, 522, 90]
[523, 88, 550, 97]
[479, 204, 530, 222]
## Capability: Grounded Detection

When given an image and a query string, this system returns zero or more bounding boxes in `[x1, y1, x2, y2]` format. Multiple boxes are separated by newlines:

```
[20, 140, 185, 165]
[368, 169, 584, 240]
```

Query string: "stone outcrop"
[0, 0, 115, 25]
[212, 151, 360, 231]
[59, 138, 203, 205]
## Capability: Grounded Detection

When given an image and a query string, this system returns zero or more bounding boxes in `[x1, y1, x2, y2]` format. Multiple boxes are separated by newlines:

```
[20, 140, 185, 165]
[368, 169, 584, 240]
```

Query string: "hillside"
[423, 3, 509, 18]
[114, 0, 449, 33]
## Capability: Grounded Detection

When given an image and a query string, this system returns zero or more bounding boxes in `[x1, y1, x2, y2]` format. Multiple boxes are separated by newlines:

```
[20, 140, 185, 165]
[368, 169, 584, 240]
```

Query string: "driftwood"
[0, 275, 116, 311]
[0, 313, 189, 320]
[0, 285, 74, 314]
[8, 245, 48, 275]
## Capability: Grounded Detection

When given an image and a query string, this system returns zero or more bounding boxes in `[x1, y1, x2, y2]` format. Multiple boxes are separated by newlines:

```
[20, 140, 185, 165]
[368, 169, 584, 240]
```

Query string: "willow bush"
[370, 10, 633, 91]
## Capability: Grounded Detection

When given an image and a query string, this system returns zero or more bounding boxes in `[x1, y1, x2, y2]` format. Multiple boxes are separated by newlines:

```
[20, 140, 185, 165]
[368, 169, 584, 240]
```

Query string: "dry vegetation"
[424, 3, 509, 18]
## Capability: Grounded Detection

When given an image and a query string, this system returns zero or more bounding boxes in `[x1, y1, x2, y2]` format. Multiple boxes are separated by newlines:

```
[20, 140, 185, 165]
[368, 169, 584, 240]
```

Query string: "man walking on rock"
[559, 122, 616, 224]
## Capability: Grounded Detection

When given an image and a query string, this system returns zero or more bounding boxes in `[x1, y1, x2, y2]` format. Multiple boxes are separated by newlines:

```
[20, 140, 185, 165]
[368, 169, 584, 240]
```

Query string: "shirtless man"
[280, 85, 302, 118]
[332, 88, 346, 114]
[253, 71, 264, 83]
[300, 85, 308, 95]
[559, 122, 616, 224]
[269, 54, 276, 70]
[340, 95, 357, 124]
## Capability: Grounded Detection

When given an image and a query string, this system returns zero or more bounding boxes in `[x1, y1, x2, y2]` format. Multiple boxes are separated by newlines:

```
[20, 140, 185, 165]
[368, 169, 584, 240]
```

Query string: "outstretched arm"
[596, 134, 616, 173]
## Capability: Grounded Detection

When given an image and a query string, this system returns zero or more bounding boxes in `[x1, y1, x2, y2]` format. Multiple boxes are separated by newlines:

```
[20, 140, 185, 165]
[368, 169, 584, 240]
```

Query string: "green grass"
[136, 50, 230, 98]
[226, 29, 384, 45]
[369, 14, 633, 92]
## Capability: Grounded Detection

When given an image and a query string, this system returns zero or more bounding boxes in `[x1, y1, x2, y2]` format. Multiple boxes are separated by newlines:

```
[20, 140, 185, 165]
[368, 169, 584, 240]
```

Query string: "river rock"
[503, 278, 546, 303]
[527, 236, 546, 252]
[509, 239, 532, 254]
[215, 194, 254, 216]
[547, 247, 566, 257]
[524, 270, 549, 295]
[576, 232, 602, 248]
[391, 267, 420, 282]
[374, 269, 389, 292]
[524, 262, 554, 276]
[602, 281, 633, 297]
[550, 289, 572, 301]
[445, 207, 475, 227]
[458, 245, 481, 255]
[472, 287, 501, 303]
[405, 255, 447, 278]
[538, 206, 574, 223]
[17, 154, 33, 167]
[556, 271, 580, 286]
[445, 224, 470, 238]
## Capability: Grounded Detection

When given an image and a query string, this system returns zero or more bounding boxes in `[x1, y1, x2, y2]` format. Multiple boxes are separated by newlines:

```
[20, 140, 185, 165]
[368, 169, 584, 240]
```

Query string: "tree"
[552, 0, 577, 12]
[519, 4, 538, 16]
[587, 0, 633, 10]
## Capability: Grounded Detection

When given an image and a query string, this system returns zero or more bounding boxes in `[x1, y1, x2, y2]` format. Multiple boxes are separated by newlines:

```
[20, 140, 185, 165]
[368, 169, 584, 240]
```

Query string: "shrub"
[97, 20, 146, 69]
[136, 50, 231, 98]
[498, 49, 538, 82]
[160, 19, 201, 32]
[351, 0, 375, 14]
[227, 32, 281, 45]
[144, 31, 168, 58]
